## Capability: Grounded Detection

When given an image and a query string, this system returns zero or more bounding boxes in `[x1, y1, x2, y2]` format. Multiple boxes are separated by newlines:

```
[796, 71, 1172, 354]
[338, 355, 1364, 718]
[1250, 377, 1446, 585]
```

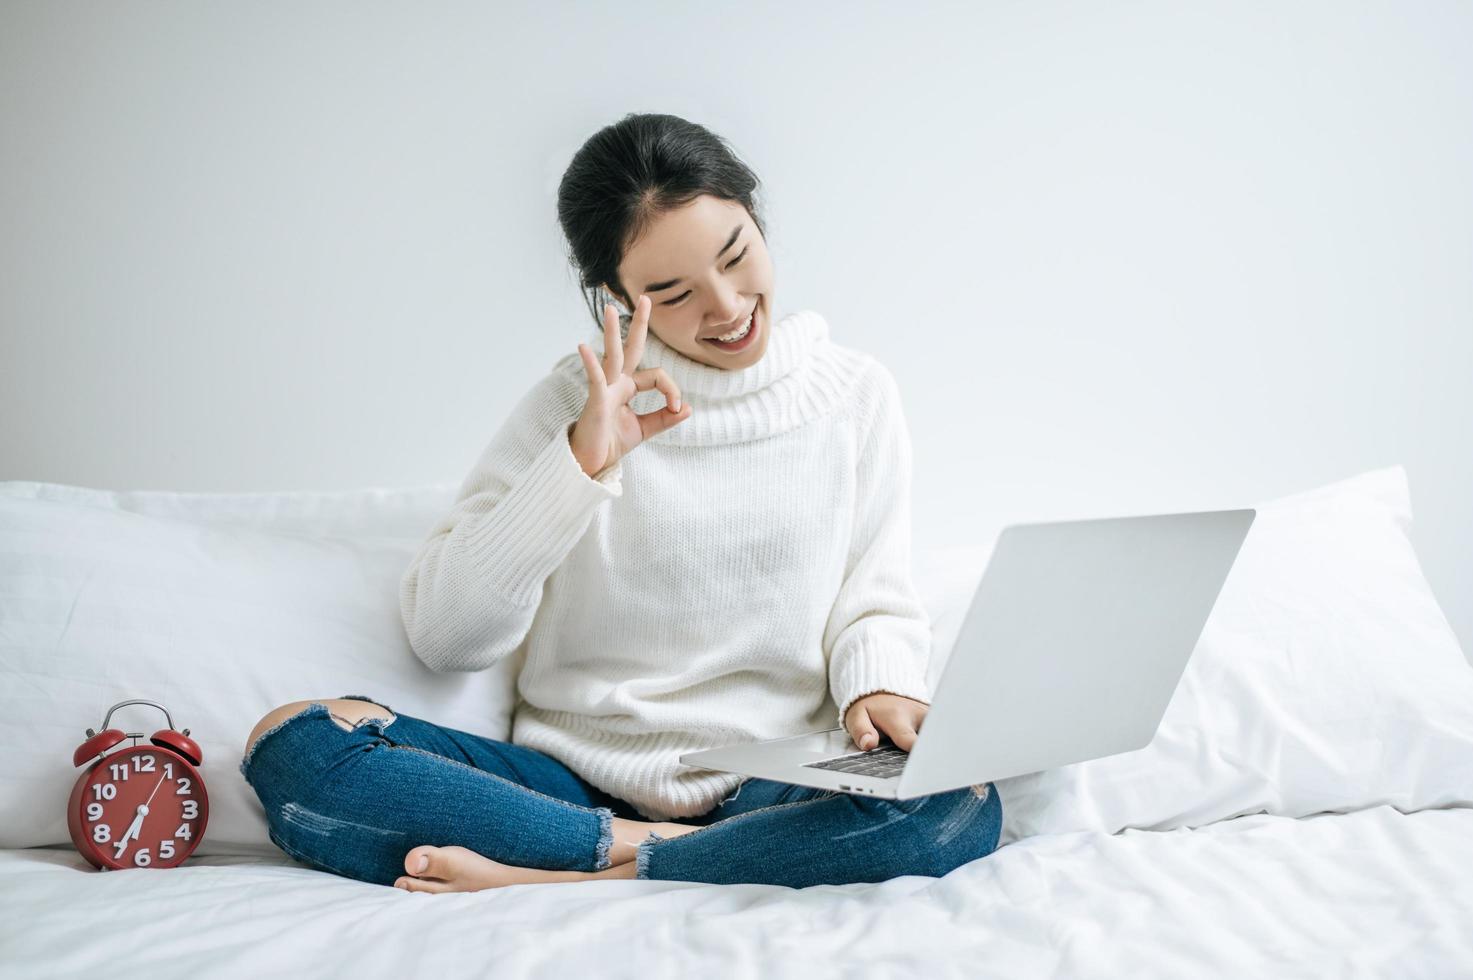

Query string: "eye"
[661, 247, 749, 306]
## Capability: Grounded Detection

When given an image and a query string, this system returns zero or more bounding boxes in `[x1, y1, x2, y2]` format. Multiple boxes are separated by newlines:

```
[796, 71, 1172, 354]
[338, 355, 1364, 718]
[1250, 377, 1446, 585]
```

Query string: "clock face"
[72, 745, 209, 869]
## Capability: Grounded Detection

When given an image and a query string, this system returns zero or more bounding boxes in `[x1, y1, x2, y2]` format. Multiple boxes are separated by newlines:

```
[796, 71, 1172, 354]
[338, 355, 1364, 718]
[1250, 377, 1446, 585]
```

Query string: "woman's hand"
[570, 294, 692, 477]
[844, 693, 930, 753]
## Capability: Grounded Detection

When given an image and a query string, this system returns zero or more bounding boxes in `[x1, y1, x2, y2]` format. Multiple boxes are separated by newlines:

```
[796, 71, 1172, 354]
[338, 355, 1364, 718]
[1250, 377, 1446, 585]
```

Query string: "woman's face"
[605, 194, 775, 371]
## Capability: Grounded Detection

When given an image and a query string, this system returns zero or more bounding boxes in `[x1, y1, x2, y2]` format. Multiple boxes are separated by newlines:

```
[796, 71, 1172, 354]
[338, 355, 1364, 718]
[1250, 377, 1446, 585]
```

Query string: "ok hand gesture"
[569, 294, 692, 477]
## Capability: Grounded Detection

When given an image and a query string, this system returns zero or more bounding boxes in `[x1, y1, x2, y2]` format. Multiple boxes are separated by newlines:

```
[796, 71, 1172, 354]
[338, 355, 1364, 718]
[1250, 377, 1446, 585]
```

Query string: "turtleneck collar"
[563, 307, 856, 447]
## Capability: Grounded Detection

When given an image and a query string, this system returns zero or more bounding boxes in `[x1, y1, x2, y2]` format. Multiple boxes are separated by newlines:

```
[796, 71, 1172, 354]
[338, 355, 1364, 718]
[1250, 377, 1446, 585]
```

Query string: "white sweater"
[398, 308, 934, 821]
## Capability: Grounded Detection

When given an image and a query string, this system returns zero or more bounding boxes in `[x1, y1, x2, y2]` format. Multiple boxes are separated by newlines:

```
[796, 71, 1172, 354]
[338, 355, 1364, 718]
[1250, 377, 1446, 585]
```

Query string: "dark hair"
[556, 112, 767, 337]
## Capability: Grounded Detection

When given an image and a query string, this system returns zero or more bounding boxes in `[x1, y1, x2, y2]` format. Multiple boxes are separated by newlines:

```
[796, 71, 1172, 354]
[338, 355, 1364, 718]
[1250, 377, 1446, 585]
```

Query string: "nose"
[710, 292, 749, 329]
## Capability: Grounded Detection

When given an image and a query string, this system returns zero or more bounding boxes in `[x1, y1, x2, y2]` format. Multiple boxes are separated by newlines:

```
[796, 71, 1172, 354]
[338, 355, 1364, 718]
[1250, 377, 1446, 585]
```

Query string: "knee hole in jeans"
[322, 699, 397, 734]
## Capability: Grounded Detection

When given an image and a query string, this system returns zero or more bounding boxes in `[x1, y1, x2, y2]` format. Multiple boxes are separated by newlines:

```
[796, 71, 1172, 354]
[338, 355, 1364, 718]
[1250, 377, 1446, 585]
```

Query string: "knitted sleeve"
[823, 359, 935, 731]
[399, 362, 622, 672]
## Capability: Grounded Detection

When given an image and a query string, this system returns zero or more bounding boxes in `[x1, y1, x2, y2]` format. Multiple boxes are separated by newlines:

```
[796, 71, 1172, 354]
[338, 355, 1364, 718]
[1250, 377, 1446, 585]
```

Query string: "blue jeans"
[238, 694, 1003, 889]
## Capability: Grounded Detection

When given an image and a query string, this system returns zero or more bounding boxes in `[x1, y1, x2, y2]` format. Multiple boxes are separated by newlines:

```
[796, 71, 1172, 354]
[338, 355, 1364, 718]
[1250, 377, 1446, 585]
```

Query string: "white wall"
[2, 1, 1469, 659]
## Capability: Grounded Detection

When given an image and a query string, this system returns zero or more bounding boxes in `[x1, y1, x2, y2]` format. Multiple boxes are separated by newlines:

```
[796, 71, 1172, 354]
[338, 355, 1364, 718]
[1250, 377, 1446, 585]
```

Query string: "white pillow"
[981, 464, 1473, 843]
[12, 464, 1460, 857]
[0, 482, 519, 856]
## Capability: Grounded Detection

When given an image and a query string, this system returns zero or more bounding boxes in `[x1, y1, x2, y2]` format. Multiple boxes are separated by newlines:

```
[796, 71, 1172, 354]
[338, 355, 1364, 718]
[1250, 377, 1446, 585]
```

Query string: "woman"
[239, 112, 1002, 891]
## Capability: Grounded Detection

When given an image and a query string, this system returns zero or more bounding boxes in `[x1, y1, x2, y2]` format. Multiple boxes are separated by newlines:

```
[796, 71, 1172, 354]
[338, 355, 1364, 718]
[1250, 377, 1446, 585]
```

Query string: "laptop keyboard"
[803, 744, 909, 779]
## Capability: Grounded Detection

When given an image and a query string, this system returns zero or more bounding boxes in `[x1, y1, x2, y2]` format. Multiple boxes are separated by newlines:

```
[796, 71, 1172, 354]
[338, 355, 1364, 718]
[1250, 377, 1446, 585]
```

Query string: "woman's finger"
[629, 365, 690, 441]
[630, 367, 682, 413]
[624, 294, 650, 374]
[577, 344, 605, 395]
[890, 720, 919, 753]
[849, 706, 879, 750]
[636, 400, 691, 443]
[603, 303, 623, 378]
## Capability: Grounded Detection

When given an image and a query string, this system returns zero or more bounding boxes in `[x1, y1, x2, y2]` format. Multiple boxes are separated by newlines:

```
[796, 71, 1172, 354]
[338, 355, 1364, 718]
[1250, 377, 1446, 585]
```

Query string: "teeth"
[713, 314, 752, 343]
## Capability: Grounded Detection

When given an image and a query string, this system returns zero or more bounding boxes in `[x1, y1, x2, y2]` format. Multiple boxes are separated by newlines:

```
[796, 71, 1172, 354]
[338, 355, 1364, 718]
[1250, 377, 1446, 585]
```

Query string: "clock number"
[174, 823, 192, 840]
[159, 840, 176, 859]
[176, 777, 192, 796]
[112, 838, 128, 860]
[87, 802, 103, 821]
[133, 848, 151, 867]
[92, 783, 117, 800]
[108, 763, 130, 782]
[133, 754, 156, 772]
[182, 800, 199, 819]
[92, 823, 112, 843]
[164, 762, 174, 778]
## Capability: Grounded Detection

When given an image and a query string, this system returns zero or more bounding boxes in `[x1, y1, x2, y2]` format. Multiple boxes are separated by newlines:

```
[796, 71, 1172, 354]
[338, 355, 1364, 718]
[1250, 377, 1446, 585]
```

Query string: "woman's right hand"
[570, 294, 692, 478]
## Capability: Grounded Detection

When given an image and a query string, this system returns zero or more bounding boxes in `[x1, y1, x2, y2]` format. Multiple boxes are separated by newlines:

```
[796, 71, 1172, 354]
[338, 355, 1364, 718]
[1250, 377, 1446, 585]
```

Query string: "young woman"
[239, 113, 1002, 891]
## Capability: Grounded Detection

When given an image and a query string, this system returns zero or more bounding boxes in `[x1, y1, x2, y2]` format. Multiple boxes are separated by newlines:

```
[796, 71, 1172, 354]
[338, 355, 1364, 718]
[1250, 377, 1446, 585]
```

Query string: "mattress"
[5, 803, 1471, 978]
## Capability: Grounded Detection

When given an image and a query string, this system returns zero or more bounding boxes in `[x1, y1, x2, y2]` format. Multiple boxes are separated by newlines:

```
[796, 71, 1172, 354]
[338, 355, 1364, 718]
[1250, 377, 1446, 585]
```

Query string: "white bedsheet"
[5, 804, 1471, 979]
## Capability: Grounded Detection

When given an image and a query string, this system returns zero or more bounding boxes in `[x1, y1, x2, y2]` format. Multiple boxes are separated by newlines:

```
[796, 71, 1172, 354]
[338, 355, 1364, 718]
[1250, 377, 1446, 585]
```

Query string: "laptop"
[679, 507, 1256, 800]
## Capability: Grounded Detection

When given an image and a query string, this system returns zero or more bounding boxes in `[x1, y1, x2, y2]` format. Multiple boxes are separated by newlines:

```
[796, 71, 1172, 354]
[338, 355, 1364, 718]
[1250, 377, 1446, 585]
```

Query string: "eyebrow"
[643, 224, 744, 293]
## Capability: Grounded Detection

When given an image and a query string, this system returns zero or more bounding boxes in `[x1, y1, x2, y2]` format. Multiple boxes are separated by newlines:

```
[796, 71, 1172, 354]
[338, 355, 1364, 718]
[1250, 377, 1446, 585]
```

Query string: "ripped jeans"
[238, 695, 1004, 889]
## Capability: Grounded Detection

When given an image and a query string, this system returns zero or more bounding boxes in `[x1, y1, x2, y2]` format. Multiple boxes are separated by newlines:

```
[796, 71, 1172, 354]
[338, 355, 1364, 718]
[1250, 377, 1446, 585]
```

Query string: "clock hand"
[112, 808, 145, 858]
[143, 772, 167, 808]
[121, 774, 168, 848]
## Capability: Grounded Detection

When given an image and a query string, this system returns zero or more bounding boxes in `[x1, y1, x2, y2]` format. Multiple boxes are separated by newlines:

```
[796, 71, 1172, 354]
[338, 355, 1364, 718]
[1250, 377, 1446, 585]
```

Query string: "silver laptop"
[679, 507, 1256, 800]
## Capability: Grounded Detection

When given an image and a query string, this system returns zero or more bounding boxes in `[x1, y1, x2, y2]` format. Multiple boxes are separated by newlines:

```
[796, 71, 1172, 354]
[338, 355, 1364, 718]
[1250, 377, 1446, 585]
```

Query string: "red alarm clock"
[68, 699, 209, 870]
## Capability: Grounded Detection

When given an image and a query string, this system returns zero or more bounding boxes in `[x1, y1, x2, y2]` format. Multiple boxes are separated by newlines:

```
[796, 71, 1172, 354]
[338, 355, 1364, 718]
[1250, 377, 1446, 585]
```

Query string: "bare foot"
[395, 825, 704, 892]
[394, 845, 556, 893]
[395, 844, 646, 891]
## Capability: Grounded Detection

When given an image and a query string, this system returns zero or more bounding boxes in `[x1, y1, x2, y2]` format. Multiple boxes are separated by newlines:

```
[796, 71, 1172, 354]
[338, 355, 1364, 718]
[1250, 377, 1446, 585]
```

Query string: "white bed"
[4, 804, 1471, 978]
[3, 463, 1471, 978]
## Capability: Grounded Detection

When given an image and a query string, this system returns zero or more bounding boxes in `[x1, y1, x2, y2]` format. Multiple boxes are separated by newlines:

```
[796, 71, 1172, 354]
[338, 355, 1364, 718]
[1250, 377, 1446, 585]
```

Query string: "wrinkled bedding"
[5, 803, 1471, 979]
